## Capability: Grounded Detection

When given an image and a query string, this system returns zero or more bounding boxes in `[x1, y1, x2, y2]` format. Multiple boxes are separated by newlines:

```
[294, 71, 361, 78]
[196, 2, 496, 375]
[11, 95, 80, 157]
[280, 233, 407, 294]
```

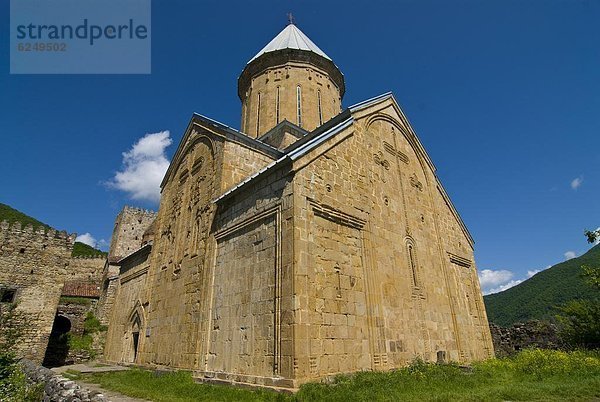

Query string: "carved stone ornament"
[409, 174, 423, 191]
[373, 151, 390, 170]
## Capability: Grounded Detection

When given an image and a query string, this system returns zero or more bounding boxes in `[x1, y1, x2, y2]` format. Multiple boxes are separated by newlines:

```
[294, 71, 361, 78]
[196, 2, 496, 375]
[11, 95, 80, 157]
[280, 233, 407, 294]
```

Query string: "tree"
[555, 229, 600, 349]
[584, 228, 600, 244]
[582, 229, 600, 289]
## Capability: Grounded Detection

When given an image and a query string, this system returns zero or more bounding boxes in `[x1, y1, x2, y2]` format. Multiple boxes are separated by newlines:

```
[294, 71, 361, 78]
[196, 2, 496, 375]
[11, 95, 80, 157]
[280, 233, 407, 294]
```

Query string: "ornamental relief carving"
[373, 151, 391, 183]
[409, 174, 423, 191]
[373, 151, 390, 170]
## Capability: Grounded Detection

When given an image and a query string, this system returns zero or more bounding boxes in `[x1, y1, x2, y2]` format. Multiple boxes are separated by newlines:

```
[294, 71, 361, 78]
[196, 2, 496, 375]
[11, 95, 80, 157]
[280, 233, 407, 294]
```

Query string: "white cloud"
[478, 269, 513, 289]
[564, 251, 577, 260]
[97, 239, 109, 251]
[106, 131, 172, 203]
[486, 279, 523, 295]
[478, 269, 517, 295]
[480, 264, 551, 295]
[76, 233, 97, 248]
[570, 176, 583, 190]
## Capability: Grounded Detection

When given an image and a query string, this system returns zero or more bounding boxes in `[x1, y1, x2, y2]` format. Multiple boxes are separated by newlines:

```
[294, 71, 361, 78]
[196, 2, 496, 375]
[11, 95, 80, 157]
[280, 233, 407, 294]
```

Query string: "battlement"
[120, 205, 158, 218]
[72, 254, 107, 260]
[0, 220, 76, 245]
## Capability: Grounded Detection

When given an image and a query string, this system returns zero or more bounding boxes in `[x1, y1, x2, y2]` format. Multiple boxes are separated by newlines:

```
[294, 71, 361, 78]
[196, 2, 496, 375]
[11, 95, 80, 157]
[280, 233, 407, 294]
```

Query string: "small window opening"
[317, 90, 323, 126]
[408, 244, 418, 287]
[256, 92, 261, 135]
[276, 86, 281, 124]
[296, 85, 302, 127]
[1, 289, 16, 303]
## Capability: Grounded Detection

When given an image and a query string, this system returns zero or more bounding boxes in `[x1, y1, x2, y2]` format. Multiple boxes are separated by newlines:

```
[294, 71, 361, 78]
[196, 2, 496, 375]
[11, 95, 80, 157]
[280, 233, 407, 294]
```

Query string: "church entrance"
[128, 313, 142, 363]
[132, 331, 139, 361]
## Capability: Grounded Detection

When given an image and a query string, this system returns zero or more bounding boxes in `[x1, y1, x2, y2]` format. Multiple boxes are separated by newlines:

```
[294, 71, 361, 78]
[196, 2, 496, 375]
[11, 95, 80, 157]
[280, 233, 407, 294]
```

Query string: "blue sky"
[1, 0, 598, 294]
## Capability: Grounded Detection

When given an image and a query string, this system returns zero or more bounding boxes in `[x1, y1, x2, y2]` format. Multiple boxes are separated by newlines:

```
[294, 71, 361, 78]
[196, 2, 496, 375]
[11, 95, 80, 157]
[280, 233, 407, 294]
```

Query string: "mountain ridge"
[483, 244, 599, 326]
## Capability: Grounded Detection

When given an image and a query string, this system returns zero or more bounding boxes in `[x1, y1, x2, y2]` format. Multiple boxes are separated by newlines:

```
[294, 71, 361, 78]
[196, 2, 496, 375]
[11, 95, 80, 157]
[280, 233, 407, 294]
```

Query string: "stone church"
[102, 22, 494, 389]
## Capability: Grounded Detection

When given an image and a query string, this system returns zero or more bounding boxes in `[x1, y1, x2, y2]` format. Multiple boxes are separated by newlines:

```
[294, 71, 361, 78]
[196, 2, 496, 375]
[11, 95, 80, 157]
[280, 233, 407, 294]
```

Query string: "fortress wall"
[0, 221, 76, 363]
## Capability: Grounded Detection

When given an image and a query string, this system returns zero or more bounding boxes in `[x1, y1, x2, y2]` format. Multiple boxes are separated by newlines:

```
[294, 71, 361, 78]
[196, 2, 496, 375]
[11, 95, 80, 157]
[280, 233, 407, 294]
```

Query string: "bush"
[510, 348, 600, 378]
[83, 312, 107, 333]
[556, 299, 600, 348]
[67, 312, 107, 358]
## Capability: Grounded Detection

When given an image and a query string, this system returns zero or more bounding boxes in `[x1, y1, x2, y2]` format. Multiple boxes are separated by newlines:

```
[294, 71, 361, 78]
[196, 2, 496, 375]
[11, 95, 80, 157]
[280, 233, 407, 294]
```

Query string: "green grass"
[59, 296, 92, 306]
[484, 244, 600, 326]
[74, 370, 287, 402]
[71, 349, 600, 401]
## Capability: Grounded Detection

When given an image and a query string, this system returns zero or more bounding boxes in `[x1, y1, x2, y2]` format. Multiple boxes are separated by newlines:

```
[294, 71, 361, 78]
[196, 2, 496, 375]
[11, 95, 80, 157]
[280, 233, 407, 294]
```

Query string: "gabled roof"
[211, 91, 475, 246]
[248, 24, 331, 64]
[160, 113, 282, 189]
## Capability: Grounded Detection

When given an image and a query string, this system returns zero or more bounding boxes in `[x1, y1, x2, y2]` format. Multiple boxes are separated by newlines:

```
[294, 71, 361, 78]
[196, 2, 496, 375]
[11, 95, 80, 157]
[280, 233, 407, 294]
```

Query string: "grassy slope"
[72, 241, 107, 257]
[0, 202, 106, 257]
[0, 202, 50, 230]
[484, 244, 600, 326]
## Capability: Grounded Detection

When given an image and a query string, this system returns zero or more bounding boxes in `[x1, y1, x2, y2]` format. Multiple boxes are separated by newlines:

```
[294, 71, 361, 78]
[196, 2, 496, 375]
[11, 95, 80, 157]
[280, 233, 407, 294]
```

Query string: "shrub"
[83, 312, 107, 333]
[556, 299, 600, 348]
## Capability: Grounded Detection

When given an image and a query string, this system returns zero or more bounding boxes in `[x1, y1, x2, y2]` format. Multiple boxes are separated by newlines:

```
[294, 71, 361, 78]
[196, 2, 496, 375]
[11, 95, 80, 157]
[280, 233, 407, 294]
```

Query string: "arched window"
[317, 89, 323, 126]
[256, 92, 262, 135]
[296, 85, 302, 127]
[276, 86, 281, 124]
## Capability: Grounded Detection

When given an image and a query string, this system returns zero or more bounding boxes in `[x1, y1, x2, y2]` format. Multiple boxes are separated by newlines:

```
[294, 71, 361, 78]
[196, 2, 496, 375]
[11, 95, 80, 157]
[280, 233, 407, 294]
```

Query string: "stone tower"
[107, 206, 157, 261]
[238, 22, 345, 137]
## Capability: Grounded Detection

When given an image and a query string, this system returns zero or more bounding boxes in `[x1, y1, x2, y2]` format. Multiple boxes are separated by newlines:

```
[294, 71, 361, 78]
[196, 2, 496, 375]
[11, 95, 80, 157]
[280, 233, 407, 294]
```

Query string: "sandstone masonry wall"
[108, 207, 157, 261]
[0, 221, 77, 363]
[241, 62, 342, 137]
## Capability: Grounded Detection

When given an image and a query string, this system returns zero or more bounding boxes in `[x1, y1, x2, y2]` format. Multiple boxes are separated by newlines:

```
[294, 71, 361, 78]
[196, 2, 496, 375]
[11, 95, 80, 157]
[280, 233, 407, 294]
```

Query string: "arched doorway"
[125, 311, 144, 364]
[131, 314, 141, 363]
[42, 314, 72, 367]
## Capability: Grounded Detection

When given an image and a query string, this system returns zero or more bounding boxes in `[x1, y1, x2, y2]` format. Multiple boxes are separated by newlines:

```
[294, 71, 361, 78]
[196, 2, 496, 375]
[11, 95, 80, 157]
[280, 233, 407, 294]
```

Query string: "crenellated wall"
[0, 221, 77, 363]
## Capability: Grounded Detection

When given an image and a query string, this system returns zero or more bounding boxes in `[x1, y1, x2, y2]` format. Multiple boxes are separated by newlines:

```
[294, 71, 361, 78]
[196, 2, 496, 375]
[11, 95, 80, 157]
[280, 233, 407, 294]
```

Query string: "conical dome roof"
[248, 23, 331, 64]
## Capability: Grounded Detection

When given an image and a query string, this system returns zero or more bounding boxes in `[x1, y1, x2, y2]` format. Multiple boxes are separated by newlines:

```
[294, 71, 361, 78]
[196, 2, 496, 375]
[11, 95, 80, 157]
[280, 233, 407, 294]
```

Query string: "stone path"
[52, 362, 151, 402]
[75, 380, 150, 402]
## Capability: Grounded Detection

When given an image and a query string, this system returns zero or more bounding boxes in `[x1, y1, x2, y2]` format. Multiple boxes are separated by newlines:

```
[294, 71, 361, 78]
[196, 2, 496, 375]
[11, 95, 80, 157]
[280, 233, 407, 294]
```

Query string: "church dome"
[238, 22, 345, 138]
[247, 23, 332, 64]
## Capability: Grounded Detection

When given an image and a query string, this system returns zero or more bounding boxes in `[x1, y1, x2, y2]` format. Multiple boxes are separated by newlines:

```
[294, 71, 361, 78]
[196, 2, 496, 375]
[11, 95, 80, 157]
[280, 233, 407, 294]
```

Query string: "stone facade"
[97, 207, 157, 325]
[0, 221, 75, 363]
[107, 206, 157, 261]
[240, 59, 343, 136]
[102, 23, 493, 389]
[0, 220, 105, 365]
[103, 244, 151, 364]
